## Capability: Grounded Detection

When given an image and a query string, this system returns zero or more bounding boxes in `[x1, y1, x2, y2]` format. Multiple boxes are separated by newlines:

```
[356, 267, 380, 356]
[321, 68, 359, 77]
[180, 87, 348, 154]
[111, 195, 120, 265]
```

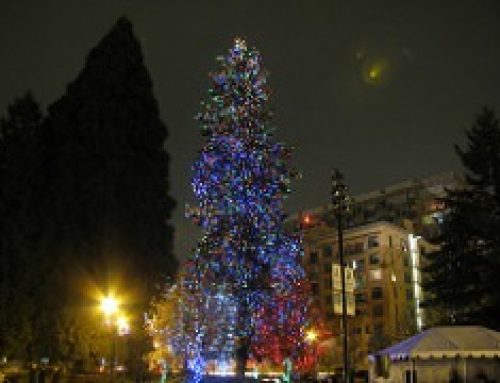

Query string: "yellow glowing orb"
[101, 296, 118, 316]
[361, 58, 389, 86]
[369, 68, 379, 80]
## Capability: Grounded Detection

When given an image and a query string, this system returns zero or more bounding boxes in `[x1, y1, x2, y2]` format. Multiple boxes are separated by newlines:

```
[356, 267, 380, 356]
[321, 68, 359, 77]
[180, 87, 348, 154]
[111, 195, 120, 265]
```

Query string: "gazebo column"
[462, 357, 467, 383]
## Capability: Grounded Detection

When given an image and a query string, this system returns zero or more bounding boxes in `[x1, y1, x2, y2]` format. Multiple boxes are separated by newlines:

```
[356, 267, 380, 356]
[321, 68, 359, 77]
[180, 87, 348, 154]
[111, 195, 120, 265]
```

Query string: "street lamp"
[305, 329, 318, 343]
[101, 296, 118, 317]
[100, 295, 120, 382]
[305, 329, 319, 379]
[331, 169, 351, 383]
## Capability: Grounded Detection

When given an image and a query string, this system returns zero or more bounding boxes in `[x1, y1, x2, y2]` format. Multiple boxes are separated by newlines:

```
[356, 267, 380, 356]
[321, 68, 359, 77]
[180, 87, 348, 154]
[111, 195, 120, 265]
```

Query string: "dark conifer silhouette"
[0, 16, 177, 365]
[43, 16, 177, 299]
[424, 107, 500, 330]
[0, 92, 44, 358]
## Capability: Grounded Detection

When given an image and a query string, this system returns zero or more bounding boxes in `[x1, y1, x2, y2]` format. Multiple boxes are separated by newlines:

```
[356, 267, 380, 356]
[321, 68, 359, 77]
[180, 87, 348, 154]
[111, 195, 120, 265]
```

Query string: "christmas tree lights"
[181, 38, 309, 382]
[252, 237, 309, 366]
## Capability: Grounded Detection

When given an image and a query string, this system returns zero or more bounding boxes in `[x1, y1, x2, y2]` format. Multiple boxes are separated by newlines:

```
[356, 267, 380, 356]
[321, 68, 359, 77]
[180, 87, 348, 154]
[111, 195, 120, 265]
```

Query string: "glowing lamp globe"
[305, 329, 318, 343]
[101, 296, 118, 316]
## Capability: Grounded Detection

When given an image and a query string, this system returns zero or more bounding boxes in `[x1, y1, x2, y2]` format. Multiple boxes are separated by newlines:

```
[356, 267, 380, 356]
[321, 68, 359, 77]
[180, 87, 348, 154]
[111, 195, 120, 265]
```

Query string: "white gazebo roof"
[370, 326, 500, 361]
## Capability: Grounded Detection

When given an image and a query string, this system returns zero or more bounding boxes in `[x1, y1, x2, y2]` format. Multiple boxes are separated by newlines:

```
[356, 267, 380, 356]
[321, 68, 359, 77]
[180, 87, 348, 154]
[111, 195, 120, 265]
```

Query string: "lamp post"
[101, 296, 119, 382]
[331, 169, 351, 383]
[305, 329, 318, 379]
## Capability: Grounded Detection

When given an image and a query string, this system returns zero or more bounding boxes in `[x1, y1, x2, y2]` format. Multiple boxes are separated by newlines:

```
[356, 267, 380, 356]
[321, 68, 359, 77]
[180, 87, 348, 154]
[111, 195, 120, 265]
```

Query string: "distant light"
[117, 316, 130, 335]
[362, 59, 389, 85]
[303, 215, 311, 225]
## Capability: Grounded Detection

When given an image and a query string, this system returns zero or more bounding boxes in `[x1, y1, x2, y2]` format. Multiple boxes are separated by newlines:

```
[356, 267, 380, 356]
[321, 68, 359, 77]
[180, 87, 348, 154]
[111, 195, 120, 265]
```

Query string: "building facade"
[288, 171, 463, 242]
[302, 221, 437, 372]
[287, 172, 463, 372]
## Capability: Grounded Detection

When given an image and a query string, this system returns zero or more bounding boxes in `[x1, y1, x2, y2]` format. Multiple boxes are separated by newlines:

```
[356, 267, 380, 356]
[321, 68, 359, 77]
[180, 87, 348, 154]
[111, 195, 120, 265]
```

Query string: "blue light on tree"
[180, 38, 309, 382]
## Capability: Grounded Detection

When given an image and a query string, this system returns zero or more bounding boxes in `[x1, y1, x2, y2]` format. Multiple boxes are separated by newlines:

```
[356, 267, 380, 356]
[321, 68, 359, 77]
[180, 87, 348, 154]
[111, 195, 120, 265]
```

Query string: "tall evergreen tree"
[181, 38, 308, 381]
[0, 18, 177, 366]
[0, 93, 44, 359]
[424, 107, 500, 330]
[42, 16, 177, 302]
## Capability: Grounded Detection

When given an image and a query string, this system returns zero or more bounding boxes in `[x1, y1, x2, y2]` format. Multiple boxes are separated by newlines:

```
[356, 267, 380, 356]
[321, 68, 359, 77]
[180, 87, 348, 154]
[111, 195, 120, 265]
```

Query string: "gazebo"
[368, 326, 500, 382]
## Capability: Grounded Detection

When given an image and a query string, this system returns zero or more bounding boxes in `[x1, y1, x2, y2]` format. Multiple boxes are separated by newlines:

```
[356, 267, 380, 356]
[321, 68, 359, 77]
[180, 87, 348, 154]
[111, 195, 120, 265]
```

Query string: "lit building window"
[432, 211, 444, 224]
[333, 292, 341, 305]
[369, 269, 382, 281]
[400, 239, 408, 252]
[351, 259, 357, 269]
[347, 295, 355, 309]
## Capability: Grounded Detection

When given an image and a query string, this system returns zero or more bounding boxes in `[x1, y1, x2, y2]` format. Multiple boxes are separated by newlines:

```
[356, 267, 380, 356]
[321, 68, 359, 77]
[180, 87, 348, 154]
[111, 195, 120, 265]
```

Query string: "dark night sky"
[1, 0, 500, 259]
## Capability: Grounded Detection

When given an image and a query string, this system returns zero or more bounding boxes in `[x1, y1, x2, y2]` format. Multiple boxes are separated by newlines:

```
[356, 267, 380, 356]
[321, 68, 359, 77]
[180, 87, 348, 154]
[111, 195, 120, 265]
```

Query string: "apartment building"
[286, 172, 462, 372]
[302, 221, 437, 372]
[288, 171, 462, 242]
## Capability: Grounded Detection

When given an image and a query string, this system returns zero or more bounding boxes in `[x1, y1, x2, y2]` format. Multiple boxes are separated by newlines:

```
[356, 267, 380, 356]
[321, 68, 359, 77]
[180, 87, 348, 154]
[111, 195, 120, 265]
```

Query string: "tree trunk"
[236, 296, 250, 378]
[236, 336, 249, 378]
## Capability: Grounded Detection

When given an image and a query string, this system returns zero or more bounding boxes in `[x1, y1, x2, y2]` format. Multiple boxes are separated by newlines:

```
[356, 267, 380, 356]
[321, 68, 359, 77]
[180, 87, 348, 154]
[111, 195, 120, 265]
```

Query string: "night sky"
[1, 0, 500, 259]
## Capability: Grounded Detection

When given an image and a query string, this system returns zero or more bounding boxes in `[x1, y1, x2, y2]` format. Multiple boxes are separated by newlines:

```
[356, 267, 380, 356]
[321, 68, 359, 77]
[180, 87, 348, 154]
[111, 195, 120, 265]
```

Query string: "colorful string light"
[177, 38, 309, 382]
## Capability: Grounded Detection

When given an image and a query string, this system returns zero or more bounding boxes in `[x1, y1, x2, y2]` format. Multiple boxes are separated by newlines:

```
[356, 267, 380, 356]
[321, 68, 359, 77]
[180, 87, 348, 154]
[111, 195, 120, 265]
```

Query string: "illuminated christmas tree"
[252, 239, 310, 367]
[183, 38, 308, 381]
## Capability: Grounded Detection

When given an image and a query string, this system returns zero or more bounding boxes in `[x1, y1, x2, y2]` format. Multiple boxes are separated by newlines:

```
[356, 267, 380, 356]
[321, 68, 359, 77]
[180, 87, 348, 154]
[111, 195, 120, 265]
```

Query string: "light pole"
[331, 169, 351, 383]
[101, 296, 119, 382]
[305, 329, 318, 379]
